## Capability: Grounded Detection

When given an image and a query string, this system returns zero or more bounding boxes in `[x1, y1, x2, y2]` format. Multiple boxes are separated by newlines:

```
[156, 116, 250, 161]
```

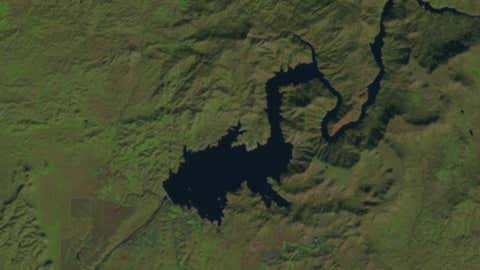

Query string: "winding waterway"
[416, 0, 480, 17]
[163, 0, 394, 223]
[320, 0, 393, 141]
[163, 63, 323, 223]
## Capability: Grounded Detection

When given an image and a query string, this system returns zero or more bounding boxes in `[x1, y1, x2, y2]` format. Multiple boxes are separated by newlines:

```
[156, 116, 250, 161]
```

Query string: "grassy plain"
[0, 0, 479, 269]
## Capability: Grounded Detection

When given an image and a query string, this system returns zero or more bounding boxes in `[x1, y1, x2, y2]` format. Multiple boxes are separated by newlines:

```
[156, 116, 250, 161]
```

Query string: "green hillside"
[0, 0, 479, 269]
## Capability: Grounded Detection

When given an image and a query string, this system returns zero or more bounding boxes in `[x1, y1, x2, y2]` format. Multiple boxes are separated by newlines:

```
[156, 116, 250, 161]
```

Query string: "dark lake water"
[163, 61, 321, 223]
[163, 1, 393, 223]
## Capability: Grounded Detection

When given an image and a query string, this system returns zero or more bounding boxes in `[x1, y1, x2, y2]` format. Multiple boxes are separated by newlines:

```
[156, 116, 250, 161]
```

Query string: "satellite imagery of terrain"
[1, 0, 480, 269]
